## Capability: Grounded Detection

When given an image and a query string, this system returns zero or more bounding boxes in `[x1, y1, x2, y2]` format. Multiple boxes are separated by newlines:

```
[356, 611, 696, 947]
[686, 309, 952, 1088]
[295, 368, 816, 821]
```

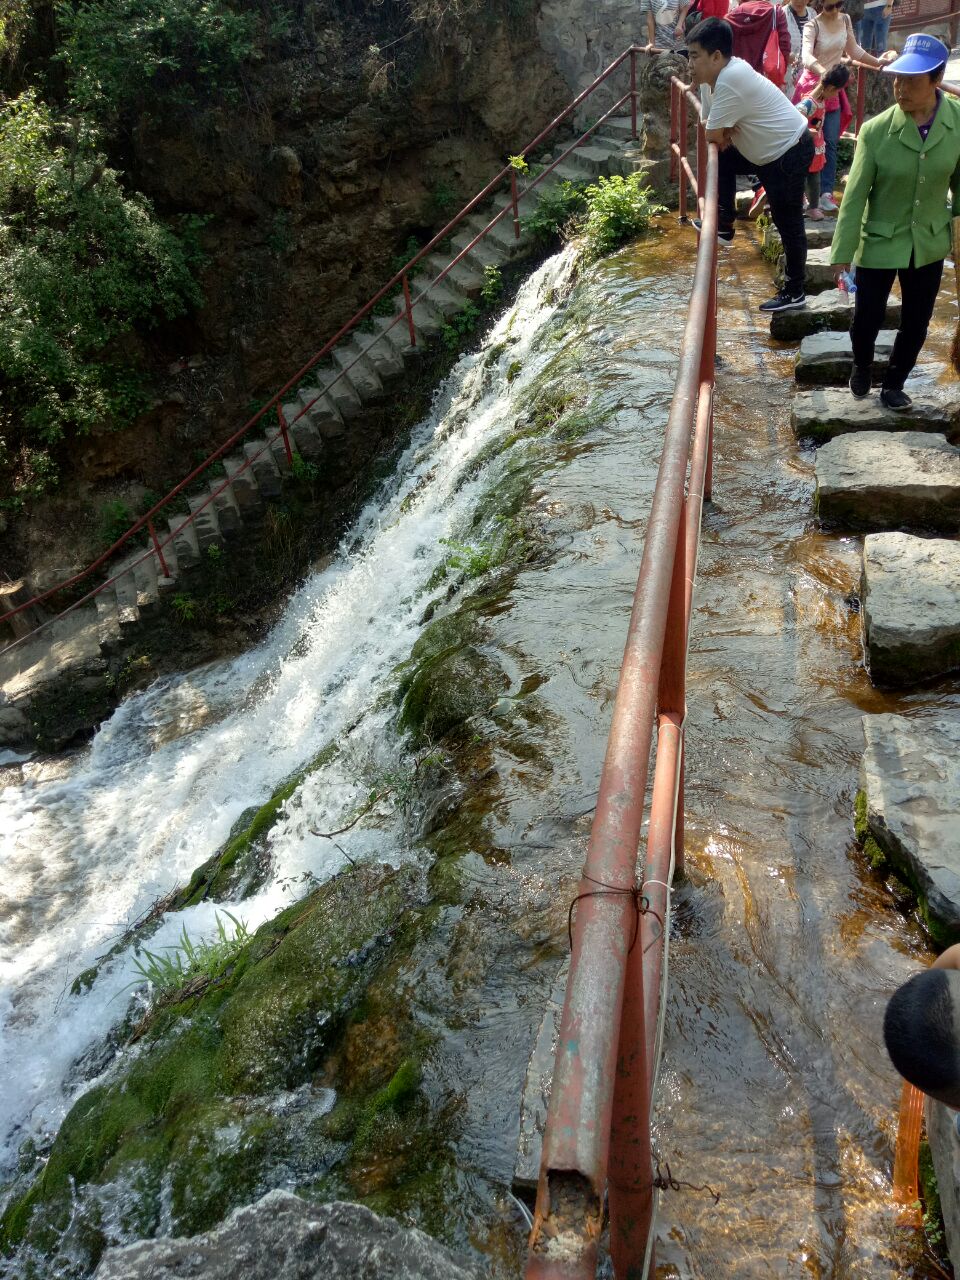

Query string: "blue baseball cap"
[882, 32, 949, 75]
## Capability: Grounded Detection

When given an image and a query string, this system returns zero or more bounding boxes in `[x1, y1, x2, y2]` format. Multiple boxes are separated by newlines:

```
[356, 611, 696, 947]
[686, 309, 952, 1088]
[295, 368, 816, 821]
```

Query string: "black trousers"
[850, 258, 944, 390]
[718, 131, 814, 296]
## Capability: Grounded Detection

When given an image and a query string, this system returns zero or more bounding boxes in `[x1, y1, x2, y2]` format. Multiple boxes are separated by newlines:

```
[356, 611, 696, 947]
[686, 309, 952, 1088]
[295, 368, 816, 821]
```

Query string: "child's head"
[884, 969, 960, 1107]
[821, 64, 850, 91]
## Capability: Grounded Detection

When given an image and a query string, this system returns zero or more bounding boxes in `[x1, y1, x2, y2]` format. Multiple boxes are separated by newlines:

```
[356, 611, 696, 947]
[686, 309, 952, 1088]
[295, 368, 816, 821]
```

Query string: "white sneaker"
[820, 193, 839, 213]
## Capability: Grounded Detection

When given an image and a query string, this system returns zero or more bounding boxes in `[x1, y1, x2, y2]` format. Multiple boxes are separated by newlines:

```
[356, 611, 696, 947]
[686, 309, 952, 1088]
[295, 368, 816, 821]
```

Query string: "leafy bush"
[522, 179, 588, 246]
[579, 173, 665, 260]
[55, 0, 256, 122]
[0, 92, 206, 496]
[440, 302, 481, 351]
[99, 498, 133, 546]
[480, 264, 503, 305]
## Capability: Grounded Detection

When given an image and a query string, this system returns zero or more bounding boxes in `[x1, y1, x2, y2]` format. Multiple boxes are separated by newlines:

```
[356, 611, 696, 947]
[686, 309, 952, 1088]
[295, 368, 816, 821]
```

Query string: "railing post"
[275, 403, 294, 465]
[148, 520, 169, 579]
[608, 933, 655, 1280]
[402, 272, 417, 347]
[510, 168, 522, 240]
[855, 66, 866, 136]
[631, 47, 638, 141]
[669, 81, 678, 184]
[678, 92, 688, 222]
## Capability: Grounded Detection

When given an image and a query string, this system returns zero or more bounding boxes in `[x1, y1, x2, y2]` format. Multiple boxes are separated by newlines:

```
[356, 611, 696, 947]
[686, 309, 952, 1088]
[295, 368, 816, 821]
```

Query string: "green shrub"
[522, 179, 588, 246]
[55, 0, 256, 122]
[579, 173, 665, 260]
[480, 264, 503, 306]
[0, 93, 206, 496]
[99, 499, 133, 546]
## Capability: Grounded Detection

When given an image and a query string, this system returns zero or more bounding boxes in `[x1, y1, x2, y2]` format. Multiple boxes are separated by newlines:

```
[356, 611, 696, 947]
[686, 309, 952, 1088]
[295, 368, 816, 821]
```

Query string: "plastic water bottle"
[837, 269, 857, 295]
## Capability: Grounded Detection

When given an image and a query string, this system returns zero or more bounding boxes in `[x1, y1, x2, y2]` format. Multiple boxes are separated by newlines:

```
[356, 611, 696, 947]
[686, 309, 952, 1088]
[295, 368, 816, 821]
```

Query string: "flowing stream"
[1, 226, 958, 1278]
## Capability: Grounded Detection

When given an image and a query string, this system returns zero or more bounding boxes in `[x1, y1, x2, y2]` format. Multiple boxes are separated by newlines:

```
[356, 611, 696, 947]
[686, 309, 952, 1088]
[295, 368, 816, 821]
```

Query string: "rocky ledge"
[93, 1191, 481, 1279]
[861, 532, 960, 685]
[793, 387, 960, 444]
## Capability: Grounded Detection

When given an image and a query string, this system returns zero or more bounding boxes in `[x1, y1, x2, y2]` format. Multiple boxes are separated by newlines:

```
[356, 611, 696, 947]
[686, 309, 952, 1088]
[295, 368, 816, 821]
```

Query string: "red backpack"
[725, 1, 789, 85]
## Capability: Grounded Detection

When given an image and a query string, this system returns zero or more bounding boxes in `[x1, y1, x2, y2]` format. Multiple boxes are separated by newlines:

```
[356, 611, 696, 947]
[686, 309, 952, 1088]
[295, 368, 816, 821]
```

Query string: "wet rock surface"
[795, 330, 895, 385]
[93, 1191, 481, 1279]
[927, 1100, 960, 1270]
[859, 713, 960, 934]
[793, 386, 960, 443]
[861, 532, 960, 685]
[804, 246, 841, 293]
[815, 430, 960, 532]
[770, 287, 900, 340]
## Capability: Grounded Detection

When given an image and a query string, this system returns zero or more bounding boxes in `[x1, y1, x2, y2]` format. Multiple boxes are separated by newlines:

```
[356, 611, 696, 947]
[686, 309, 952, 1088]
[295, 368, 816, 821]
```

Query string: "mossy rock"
[170, 740, 339, 908]
[1, 862, 420, 1268]
[396, 607, 507, 745]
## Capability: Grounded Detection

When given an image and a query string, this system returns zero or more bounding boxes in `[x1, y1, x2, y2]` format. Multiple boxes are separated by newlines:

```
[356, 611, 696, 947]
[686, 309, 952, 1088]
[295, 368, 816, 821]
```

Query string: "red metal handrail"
[847, 61, 960, 136]
[524, 78, 718, 1279]
[1, 46, 652, 642]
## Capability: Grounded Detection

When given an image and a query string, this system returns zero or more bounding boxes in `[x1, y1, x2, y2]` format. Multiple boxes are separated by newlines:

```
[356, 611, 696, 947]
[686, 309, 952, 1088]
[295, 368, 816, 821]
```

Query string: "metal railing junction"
[523, 77, 718, 1280]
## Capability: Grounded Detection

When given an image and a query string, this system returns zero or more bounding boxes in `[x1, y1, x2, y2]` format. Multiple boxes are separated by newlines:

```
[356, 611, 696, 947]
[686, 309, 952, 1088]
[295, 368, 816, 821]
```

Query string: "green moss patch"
[1, 862, 420, 1268]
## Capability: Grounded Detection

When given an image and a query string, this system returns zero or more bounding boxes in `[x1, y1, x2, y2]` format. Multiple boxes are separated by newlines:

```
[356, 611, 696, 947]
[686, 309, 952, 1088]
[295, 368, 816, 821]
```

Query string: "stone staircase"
[22, 118, 646, 659]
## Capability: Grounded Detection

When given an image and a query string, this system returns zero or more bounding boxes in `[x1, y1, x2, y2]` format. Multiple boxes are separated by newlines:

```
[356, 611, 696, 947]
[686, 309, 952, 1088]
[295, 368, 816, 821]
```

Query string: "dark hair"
[883, 969, 960, 1106]
[929, 61, 947, 83]
[822, 63, 850, 89]
[687, 16, 734, 57]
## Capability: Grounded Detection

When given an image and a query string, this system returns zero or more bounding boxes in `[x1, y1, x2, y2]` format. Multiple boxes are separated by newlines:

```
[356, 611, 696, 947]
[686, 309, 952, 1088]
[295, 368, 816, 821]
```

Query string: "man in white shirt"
[688, 16, 815, 311]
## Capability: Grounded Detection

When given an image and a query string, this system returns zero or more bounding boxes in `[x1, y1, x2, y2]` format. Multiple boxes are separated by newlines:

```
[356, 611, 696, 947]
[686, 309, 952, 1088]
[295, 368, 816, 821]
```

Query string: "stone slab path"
[861, 531, 960, 685]
[770, 288, 901, 340]
[815, 431, 960, 532]
[860, 712, 960, 933]
[804, 246, 840, 294]
[792, 387, 960, 442]
[795, 330, 896, 385]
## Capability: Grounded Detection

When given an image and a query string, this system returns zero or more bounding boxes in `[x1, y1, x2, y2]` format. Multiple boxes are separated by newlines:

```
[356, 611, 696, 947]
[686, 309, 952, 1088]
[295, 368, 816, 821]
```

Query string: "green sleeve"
[831, 129, 877, 264]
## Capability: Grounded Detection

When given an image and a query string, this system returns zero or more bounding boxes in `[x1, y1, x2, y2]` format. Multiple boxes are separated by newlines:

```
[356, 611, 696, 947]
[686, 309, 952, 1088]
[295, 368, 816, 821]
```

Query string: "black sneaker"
[880, 387, 912, 410]
[758, 291, 806, 312]
[849, 366, 871, 399]
[692, 218, 735, 243]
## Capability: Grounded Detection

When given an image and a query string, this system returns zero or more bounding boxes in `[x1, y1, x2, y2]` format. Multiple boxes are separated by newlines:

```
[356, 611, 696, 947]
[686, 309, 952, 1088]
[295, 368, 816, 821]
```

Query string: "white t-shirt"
[700, 56, 807, 165]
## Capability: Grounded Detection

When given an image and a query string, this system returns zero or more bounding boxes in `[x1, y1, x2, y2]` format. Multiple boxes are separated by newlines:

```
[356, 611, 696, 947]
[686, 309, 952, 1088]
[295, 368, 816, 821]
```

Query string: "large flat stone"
[94, 1192, 481, 1279]
[860, 713, 960, 932]
[765, 221, 835, 252]
[862, 532, 960, 685]
[795, 330, 896, 385]
[816, 431, 960, 532]
[927, 1098, 960, 1274]
[804, 245, 839, 293]
[770, 288, 900, 340]
[792, 386, 960, 443]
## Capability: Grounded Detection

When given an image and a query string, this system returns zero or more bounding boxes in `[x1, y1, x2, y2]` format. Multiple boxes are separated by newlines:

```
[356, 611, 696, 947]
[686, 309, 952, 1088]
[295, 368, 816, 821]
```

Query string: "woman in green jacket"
[831, 33, 960, 408]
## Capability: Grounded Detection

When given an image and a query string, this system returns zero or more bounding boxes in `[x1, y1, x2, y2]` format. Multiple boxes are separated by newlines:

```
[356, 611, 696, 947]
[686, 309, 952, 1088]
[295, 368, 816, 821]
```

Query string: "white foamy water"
[0, 248, 576, 1173]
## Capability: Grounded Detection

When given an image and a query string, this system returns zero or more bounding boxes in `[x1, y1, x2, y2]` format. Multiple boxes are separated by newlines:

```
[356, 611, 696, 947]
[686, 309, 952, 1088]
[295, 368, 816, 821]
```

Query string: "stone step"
[94, 590, 122, 654]
[795, 330, 896, 385]
[131, 552, 160, 615]
[331, 344, 384, 403]
[425, 254, 485, 301]
[804, 246, 841, 293]
[449, 227, 506, 271]
[467, 211, 530, 256]
[267, 430, 293, 476]
[349, 331, 405, 383]
[792, 386, 960, 444]
[566, 144, 618, 176]
[112, 565, 141, 628]
[594, 116, 635, 142]
[816, 431, 960, 532]
[317, 364, 363, 421]
[243, 440, 283, 499]
[409, 276, 470, 322]
[168, 515, 201, 572]
[765, 221, 835, 252]
[371, 316, 422, 368]
[282, 408, 324, 460]
[862, 531, 960, 686]
[396, 292, 444, 339]
[208, 474, 243, 536]
[296, 387, 348, 439]
[859, 713, 960, 933]
[155, 540, 178, 591]
[223, 453, 263, 512]
[770, 288, 900, 340]
[187, 493, 225, 551]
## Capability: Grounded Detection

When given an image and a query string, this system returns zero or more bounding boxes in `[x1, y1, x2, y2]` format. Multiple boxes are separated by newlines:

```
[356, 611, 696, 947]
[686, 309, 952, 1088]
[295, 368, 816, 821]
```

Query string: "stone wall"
[538, 0, 642, 99]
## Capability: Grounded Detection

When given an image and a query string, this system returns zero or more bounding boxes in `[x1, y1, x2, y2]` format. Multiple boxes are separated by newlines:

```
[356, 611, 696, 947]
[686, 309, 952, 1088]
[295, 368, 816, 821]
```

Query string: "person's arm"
[844, 15, 891, 66]
[675, 0, 691, 38]
[831, 125, 877, 270]
[647, 2, 657, 46]
[802, 16, 821, 71]
[933, 944, 960, 971]
[777, 7, 792, 59]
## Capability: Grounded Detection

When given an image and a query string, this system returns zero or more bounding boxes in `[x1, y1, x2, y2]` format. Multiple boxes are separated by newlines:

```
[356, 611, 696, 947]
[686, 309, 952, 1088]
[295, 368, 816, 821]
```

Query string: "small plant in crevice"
[508, 154, 528, 174]
[98, 498, 133, 547]
[523, 178, 588, 246]
[128, 911, 251, 999]
[579, 173, 666, 261]
[172, 592, 198, 623]
[440, 302, 482, 352]
[480, 264, 503, 306]
[291, 454, 320, 485]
